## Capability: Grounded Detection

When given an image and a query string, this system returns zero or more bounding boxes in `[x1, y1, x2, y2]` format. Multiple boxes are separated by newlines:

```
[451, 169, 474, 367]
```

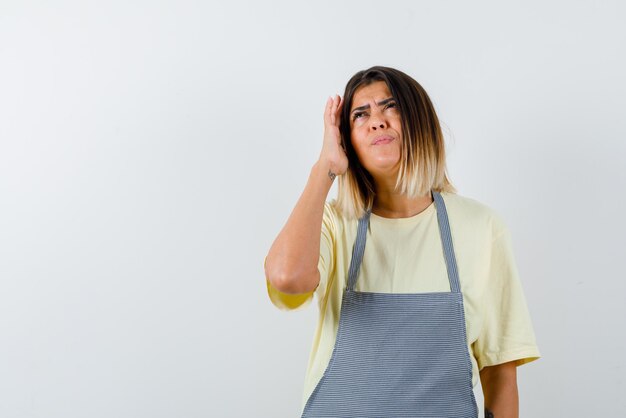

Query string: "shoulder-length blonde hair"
[333, 66, 457, 220]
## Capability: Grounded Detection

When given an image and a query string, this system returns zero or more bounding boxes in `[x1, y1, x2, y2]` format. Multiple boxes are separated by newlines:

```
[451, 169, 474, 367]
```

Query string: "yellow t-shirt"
[265, 191, 541, 410]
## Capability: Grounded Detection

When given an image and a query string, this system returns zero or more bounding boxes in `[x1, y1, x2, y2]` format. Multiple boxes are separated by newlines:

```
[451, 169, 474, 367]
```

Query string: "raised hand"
[318, 94, 349, 179]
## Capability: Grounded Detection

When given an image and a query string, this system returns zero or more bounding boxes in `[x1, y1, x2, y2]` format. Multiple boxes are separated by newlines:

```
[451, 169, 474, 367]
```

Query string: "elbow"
[265, 262, 319, 294]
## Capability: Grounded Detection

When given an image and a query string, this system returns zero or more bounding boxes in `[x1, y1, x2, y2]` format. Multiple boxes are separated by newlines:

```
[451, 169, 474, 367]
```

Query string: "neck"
[372, 186, 434, 219]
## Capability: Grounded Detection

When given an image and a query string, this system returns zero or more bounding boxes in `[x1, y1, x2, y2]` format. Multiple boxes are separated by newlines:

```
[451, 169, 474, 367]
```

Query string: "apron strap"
[346, 191, 461, 293]
[432, 191, 461, 293]
[346, 208, 370, 291]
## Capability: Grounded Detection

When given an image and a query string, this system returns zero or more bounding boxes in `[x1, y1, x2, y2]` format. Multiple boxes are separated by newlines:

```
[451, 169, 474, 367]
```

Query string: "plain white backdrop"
[1, 1, 625, 417]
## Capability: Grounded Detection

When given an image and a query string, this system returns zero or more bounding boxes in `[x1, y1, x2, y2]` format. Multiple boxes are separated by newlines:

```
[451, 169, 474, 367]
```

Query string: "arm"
[479, 360, 519, 418]
[264, 95, 347, 294]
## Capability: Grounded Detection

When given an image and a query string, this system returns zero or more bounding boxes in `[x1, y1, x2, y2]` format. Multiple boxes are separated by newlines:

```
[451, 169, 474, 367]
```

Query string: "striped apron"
[301, 191, 478, 417]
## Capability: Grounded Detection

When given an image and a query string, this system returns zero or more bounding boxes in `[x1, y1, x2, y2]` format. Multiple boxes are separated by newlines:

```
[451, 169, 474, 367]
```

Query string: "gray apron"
[301, 191, 478, 417]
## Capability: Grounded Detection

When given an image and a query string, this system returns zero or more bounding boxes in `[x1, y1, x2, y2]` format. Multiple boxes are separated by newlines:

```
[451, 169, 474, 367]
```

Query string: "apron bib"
[301, 191, 478, 417]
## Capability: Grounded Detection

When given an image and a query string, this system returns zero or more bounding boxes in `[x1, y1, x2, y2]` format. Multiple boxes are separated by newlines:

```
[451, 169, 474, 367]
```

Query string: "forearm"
[264, 160, 334, 294]
[480, 361, 519, 418]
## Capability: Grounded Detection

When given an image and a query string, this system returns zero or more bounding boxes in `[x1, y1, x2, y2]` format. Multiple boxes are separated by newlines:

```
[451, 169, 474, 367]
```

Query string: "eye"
[352, 112, 366, 121]
[385, 102, 397, 109]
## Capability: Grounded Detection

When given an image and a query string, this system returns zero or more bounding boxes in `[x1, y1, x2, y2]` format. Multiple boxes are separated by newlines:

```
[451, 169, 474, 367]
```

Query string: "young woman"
[264, 66, 540, 418]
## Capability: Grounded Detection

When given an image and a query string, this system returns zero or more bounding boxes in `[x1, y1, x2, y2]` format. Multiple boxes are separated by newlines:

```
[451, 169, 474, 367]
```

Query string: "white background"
[1, 1, 625, 417]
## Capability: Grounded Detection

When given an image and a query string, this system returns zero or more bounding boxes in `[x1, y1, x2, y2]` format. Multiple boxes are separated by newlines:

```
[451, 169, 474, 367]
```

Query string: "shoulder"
[440, 191, 509, 240]
[320, 200, 346, 243]
[322, 200, 341, 228]
[323, 200, 339, 218]
[323, 199, 357, 230]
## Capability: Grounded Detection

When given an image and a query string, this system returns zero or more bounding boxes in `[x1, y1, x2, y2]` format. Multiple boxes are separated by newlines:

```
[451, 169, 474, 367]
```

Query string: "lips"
[372, 135, 395, 145]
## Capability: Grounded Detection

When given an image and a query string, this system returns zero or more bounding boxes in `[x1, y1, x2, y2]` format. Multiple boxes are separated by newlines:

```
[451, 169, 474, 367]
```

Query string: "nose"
[370, 112, 387, 130]
[371, 122, 385, 130]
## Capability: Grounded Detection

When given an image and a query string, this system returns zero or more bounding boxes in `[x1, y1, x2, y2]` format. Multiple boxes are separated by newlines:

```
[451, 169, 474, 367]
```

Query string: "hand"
[319, 95, 348, 177]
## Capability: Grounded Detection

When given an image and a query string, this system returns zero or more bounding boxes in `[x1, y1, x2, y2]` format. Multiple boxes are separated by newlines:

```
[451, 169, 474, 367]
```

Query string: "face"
[349, 81, 403, 178]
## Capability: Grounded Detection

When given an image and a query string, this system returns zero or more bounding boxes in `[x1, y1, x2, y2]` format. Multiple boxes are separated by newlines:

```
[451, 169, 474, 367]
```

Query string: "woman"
[264, 66, 540, 418]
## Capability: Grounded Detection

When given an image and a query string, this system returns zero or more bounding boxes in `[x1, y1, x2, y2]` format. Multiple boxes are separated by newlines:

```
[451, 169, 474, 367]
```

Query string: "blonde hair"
[332, 66, 457, 220]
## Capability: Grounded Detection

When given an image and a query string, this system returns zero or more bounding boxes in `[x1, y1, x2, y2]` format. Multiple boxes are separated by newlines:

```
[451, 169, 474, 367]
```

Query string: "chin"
[364, 161, 401, 177]
[373, 156, 401, 168]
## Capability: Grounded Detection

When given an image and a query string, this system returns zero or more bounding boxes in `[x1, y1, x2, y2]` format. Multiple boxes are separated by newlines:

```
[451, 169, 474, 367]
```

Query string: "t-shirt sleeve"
[265, 202, 336, 311]
[472, 221, 541, 370]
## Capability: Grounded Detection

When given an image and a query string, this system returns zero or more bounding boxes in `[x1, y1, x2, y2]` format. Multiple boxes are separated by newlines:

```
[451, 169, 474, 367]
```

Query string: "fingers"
[324, 96, 333, 125]
[335, 95, 343, 127]
[325, 94, 342, 127]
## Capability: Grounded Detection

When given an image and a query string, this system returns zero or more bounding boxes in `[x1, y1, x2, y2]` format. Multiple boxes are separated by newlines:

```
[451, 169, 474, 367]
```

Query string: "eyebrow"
[351, 97, 395, 114]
